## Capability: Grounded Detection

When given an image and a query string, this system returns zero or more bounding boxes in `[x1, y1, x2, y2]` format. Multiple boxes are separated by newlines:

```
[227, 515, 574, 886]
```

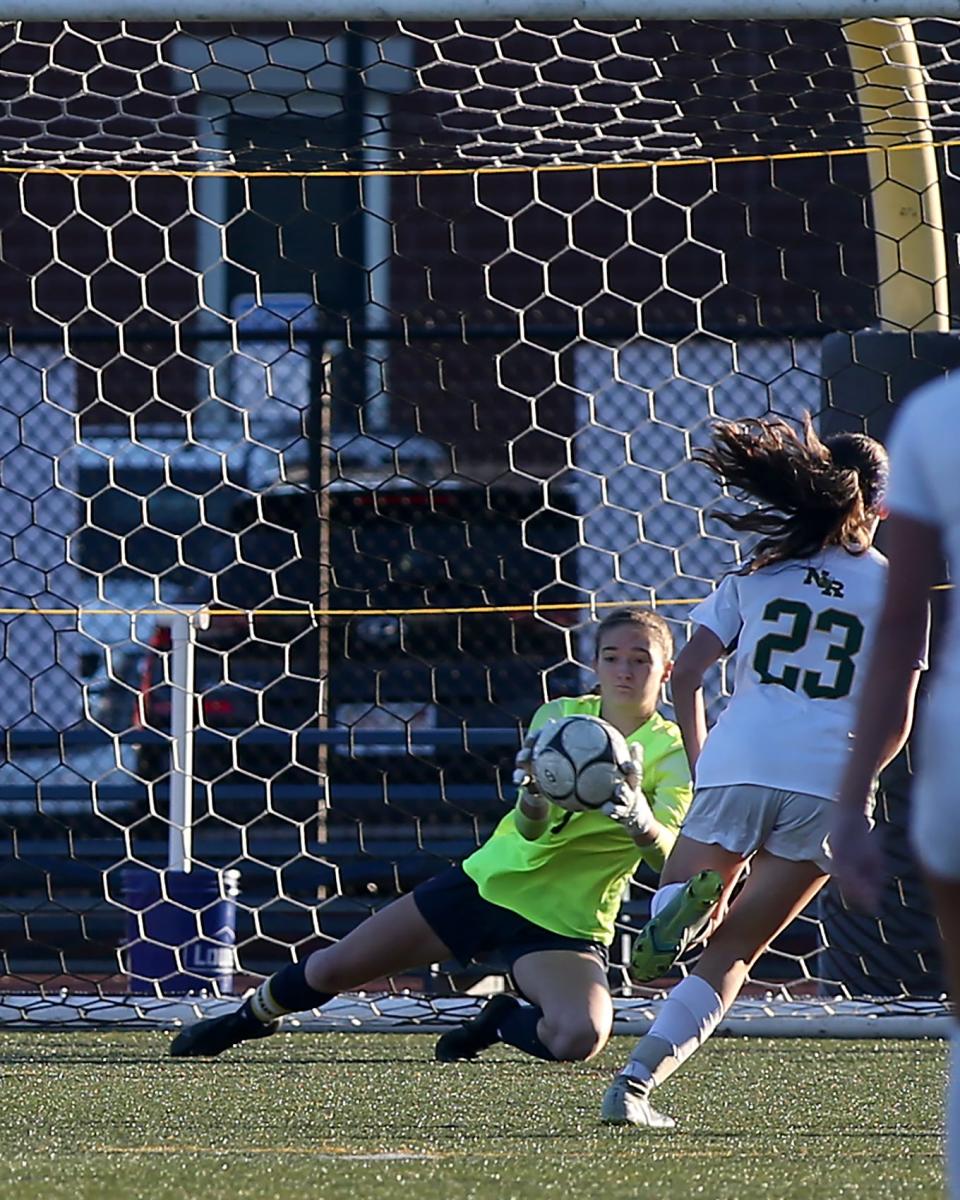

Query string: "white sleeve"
[886, 401, 941, 527]
[690, 573, 742, 648]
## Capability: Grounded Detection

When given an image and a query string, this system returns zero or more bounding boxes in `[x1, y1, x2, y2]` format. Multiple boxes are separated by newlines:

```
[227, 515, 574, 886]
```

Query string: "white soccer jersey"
[692, 545, 896, 800]
[886, 375, 960, 689]
[885, 376, 960, 878]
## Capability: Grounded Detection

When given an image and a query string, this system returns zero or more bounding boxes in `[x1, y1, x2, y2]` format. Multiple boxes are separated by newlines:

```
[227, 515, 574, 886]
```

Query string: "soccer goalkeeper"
[170, 607, 691, 1065]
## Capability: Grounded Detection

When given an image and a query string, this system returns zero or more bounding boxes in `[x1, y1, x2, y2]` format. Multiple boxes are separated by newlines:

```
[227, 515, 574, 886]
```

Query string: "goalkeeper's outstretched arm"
[635, 747, 693, 873]
[512, 709, 557, 841]
[515, 790, 551, 840]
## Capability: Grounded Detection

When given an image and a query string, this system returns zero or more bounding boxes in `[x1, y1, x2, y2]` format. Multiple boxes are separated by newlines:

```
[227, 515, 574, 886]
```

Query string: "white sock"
[248, 980, 287, 1023]
[948, 1024, 960, 1200]
[622, 974, 725, 1089]
[650, 881, 686, 918]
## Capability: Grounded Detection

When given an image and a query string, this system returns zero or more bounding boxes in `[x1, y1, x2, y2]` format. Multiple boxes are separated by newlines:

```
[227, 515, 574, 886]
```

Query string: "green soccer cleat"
[169, 1003, 280, 1059]
[434, 993, 520, 1062]
[629, 869, 724, 982]
[600, 1075, 676, 1128]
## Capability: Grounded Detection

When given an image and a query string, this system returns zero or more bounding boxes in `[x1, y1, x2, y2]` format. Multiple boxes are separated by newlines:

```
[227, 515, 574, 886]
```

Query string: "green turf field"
[0, 1031, 946, 1200]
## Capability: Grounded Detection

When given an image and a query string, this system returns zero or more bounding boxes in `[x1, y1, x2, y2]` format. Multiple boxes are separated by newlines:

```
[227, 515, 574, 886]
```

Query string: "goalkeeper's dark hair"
[695, 414, 888, 573]
[595, 607, 674, 661]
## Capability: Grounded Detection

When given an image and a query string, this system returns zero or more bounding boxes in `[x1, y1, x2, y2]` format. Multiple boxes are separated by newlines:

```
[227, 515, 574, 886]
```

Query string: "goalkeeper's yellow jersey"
[461, 696, 692, 945]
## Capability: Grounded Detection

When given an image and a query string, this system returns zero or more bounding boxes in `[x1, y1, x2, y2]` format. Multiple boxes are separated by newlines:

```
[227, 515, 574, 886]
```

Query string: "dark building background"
[0, 18, 910, 449]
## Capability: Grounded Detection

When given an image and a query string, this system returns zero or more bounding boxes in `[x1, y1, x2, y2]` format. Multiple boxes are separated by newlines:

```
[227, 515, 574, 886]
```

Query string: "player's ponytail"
[695, 414, 888, 572]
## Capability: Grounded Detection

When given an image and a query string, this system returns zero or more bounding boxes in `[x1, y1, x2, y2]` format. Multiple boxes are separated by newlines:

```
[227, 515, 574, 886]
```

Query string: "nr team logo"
[803, 567, 845, 598]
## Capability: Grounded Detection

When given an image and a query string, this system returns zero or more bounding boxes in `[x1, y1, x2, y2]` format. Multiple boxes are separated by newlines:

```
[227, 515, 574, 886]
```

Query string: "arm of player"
[874, 598, 929, 773]
[515, 794, 551, 840]
[599, 746, 653, 844]
[514, 732, 550, 839]
[600, 744, 693, 871]
[634, 747, 694, 874]
[512, 706, 561, 840]
[669, 625, 726, 774]
[834, 512, 939, 909]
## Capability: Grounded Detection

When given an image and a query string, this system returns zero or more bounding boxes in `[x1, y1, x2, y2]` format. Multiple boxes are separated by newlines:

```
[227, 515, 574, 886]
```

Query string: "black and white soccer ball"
[530, 715, 632, 811]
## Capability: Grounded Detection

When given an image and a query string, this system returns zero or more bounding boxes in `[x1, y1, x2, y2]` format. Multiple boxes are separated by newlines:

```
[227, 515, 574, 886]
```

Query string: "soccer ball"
[530, 715, 632, 811]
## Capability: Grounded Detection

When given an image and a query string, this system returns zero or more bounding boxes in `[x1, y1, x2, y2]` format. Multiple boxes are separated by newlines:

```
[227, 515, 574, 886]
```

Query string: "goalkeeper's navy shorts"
[412, 864, 608, 970]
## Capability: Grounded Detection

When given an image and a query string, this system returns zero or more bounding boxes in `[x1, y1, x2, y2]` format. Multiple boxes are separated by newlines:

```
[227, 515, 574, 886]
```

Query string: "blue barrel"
[122, 867, 240, 996]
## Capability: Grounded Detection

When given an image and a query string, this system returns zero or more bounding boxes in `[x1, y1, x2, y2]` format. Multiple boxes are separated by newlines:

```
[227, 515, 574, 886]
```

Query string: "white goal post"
[0, 9, 954, 1037]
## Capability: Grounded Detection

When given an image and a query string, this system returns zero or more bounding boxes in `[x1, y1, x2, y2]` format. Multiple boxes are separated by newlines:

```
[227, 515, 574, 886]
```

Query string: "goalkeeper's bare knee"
[540, 1017, 607, 1062]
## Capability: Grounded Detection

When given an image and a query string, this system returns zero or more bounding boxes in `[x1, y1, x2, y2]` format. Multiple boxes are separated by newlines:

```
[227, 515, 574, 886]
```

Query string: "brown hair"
[695, 415, 888, 573]
[594, 606, 674, 662]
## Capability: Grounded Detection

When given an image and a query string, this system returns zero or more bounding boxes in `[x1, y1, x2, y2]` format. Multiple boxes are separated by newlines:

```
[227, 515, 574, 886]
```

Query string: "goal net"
[0, 13, 952, 1035]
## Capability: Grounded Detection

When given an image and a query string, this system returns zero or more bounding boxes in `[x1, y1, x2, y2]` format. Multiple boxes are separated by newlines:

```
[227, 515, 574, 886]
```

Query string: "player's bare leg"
[629, 836, 745, 982]
[436, 949, 611, 1063]
[170, 893, 452, 1058]
[603, 851, 827, 1126]
[512, 949, 612, 1061]
[691, 850, 827, 1006]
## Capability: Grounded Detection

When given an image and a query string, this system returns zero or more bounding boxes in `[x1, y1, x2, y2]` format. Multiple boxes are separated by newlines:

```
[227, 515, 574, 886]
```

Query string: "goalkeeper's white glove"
[601, 745, 655, 840]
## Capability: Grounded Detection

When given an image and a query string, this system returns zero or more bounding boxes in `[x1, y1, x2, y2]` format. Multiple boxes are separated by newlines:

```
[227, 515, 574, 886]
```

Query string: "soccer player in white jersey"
[601, 414, 925, 1128]
[832, 378, 960, 1200]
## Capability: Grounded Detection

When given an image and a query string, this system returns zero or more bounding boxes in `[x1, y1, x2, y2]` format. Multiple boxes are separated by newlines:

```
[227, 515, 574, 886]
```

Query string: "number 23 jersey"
[692, 546, 925, 801]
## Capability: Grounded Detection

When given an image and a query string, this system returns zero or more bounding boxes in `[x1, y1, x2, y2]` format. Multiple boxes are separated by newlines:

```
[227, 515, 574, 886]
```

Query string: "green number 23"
[751, 599, 864, 700]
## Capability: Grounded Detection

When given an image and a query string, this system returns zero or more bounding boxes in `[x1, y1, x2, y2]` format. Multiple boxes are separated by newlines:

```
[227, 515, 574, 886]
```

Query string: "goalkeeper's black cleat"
[169, 1002, 280, 1059]
[434, 993, 520, 1062]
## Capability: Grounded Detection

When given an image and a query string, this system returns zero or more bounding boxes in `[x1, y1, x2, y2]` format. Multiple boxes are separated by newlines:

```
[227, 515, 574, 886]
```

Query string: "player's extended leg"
[629, 835, 745, 983]
[603, 850, 827, 1126]
[923, 872, 960, 1200]
[436, 949, 612, 1064]
[170, 892, 452, 1058]
[690, 849, 827, 1005]
[510, 949, 613, 1061]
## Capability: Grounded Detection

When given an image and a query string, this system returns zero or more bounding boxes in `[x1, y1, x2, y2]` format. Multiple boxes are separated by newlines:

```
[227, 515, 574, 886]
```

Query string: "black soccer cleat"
[434, 993, 520, 1062]
[169, 1003, 280, 1059]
